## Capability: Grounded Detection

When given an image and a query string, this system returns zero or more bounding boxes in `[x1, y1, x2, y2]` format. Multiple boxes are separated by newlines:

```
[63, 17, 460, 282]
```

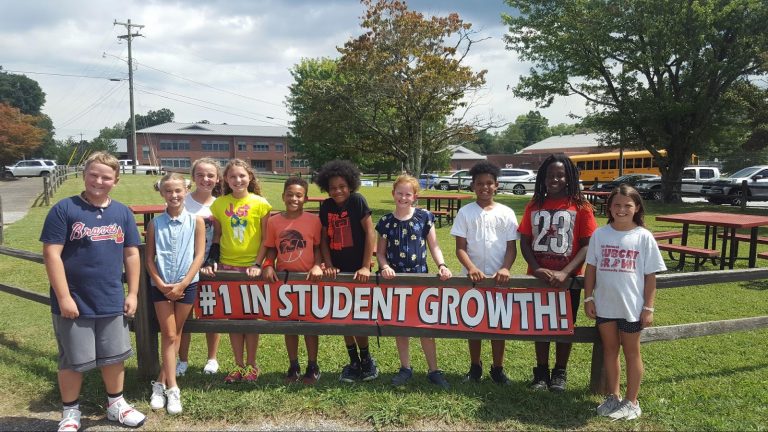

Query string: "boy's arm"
[262, 247, 278, 282]
[641, 273, 657, 328]
[354, 214, 375, 282]
[550, 236, 590, 288]
[455, 236, 484, 281]
[247, 216, 270, 278]
[494, 239, 516, 284]
[123, 245, 140, 316]
[583, 264, 596, 319]
[43, 243, 79, 319]
[308, 244, 323, 281]
[520, 234, 553, 283]
[426, 225, 451, 280]
[376, 235, 396, 279]
[320, 226, 337, 278]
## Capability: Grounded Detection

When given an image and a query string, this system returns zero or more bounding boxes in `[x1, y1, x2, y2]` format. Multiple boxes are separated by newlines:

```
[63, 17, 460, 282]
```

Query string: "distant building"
[487, 133, 608, 170]
[134, 122, 309, 174]
[449, 145, 486, 170]
[111, 138, 128, 159]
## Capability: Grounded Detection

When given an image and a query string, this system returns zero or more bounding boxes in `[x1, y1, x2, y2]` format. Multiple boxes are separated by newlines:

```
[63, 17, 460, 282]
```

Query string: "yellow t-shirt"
[210, 193, 272, 267]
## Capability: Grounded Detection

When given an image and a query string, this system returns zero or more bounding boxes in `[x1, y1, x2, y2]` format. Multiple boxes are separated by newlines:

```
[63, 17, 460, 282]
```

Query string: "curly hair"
[222, 158, 261, 196]
[314, 160, 361, 193]
[283, 176, 309, 193]
[469, 161, 500, 182]
[532, 154, 590, 209]
[606, 184, 645, 227]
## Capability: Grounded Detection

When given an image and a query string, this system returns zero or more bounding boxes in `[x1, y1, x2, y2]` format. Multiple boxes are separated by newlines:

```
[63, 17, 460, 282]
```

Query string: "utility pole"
[114, 19, 144, 168]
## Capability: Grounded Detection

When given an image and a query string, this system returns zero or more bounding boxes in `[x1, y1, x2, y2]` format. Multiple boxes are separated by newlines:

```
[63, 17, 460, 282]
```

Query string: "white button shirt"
[451, 202, 520, 275]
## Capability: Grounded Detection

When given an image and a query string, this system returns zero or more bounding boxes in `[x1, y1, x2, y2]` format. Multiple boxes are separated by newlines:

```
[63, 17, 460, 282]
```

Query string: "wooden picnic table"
[582, 190, 611, 215]
[656, 211, 768, 269]
[128, 204, 166, 227]
[417, 192, 474, 223]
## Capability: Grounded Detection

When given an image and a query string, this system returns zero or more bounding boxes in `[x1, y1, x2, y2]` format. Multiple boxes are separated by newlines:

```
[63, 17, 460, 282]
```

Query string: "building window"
[253, 142, 269, 152]
[275, 143, 284, 152]
[142, 146, 150, 161]
[202, 140, 230, 152]
[159, 140, 190, 151]
[216, 158, 230, 167]
[160, 158, 191, 168]
[251, 160, 268, 171]
[275, 160, 284, 168]
[290, 159, 310, 168]
[237, 141, 247, 151]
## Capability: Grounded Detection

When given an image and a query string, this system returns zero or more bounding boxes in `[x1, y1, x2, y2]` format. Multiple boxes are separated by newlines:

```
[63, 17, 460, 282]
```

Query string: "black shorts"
[569, 288, 581, 321]
[596, 316, 642, 333]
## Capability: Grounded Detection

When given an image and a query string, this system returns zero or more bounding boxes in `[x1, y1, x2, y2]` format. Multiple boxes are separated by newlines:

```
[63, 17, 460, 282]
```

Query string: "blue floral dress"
[375, 208, 435, 273]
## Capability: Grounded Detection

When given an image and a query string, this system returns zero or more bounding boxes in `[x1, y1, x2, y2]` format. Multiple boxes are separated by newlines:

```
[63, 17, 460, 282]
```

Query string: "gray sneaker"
[596, 394, 621, 416]
[391, 367, 413, 386]
[608, 399, 642, 420]
[426, 370, 450, 389]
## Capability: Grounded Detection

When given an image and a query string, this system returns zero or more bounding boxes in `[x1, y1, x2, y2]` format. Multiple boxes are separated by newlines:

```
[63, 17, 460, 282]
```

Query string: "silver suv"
[700, 166, 768, 206]
[3, 159, 57, 178]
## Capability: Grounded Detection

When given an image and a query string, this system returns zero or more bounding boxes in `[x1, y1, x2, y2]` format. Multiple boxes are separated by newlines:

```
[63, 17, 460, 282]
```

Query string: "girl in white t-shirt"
[176, 158, 222, 376]
[583, 185, 666, 421]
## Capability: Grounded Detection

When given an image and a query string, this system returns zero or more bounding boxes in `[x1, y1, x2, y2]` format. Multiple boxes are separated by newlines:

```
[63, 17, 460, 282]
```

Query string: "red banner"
[194, 280, 574, 336]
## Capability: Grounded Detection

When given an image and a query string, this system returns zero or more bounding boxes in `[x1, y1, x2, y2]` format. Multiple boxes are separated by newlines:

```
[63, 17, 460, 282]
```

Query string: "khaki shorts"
[52, 314, 133, 372]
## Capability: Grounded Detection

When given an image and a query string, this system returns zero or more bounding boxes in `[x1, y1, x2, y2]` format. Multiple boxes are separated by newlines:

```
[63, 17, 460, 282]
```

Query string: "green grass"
[0, 174, 766, 430]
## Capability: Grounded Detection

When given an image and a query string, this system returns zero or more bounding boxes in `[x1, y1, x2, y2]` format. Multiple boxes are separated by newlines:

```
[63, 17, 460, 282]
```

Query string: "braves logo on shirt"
[70, 222, 125, 243]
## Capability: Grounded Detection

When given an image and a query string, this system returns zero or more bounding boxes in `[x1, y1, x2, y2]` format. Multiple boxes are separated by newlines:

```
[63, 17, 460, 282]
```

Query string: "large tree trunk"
[660, 135, 692, 203]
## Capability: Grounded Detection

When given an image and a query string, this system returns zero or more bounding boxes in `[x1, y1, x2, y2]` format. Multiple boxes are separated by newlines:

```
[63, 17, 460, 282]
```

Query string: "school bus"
[571, 150, 673, 183]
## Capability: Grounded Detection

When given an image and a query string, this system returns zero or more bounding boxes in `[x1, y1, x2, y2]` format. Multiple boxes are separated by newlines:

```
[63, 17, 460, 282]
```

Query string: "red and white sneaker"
[57, 408, 81, 432]
[106, 397, 146, 427]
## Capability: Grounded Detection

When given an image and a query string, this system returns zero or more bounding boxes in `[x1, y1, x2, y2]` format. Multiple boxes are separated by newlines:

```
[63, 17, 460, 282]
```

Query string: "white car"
[3, 159, 57, 178]
[497, 169, 537, 195]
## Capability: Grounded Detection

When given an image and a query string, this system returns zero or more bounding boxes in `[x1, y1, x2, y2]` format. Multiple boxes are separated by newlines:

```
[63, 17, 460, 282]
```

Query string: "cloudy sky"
[1, 0, 587, 141]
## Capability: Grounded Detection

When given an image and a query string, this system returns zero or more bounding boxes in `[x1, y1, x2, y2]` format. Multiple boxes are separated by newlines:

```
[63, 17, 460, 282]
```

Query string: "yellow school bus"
[572, 150, 681, 183]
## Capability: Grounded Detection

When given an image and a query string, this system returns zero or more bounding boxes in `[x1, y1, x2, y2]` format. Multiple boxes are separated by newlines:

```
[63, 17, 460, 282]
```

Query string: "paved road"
[0, 177, 45, 225]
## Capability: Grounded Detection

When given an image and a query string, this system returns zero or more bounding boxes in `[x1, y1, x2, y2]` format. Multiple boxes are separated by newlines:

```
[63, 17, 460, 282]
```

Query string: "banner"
[194, 280, 574, 336]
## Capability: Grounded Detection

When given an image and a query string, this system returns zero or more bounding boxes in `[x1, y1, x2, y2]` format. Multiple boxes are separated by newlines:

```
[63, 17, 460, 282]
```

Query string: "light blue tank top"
[152, 209, 198, 285]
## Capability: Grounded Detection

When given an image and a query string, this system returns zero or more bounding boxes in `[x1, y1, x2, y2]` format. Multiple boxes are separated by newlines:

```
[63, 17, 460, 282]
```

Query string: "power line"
[2, 69, 124, 81]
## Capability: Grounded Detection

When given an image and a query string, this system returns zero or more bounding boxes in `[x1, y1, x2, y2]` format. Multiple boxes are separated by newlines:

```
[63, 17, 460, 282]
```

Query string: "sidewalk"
[0, 177, 42, 225]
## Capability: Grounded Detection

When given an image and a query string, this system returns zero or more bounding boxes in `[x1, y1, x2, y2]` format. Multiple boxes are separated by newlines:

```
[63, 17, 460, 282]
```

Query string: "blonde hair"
[191, 157, 222, 179]
[154, 172, 191, 192]
[392, 174, 420, 194]
[222, 159, 261, 195]
[84, 152, 119, 177]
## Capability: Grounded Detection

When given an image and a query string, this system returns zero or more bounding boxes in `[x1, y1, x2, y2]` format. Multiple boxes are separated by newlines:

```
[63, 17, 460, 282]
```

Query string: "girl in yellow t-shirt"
[201, 159, 272, 384]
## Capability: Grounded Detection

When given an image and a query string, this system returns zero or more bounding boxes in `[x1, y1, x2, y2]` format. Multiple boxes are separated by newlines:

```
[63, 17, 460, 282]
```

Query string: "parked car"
[636, 166, 721, 200]
[434, 170, 470, 190]
[117, 159, 165, 175]
[3, 159, 57, 178]
[591, 173, 659, 192]
[418, 173, 439, 190]
[497, 169, 537, 195]
[700, 165, 768, 206]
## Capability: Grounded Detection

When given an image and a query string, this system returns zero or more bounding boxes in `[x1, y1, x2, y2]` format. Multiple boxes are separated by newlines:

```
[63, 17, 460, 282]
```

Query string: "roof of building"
[450, 145, 487, 160]
[111, 138, 127, 153]
[136, 122, 290, 137]
[518, 133, 602, 153]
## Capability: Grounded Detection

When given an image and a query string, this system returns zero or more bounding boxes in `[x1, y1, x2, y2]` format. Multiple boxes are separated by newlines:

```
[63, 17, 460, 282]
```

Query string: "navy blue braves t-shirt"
[40, 195, 140, 318]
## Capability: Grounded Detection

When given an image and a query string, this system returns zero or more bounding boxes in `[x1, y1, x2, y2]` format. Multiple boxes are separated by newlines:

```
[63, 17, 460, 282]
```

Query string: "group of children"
[43, 152, 665, 431]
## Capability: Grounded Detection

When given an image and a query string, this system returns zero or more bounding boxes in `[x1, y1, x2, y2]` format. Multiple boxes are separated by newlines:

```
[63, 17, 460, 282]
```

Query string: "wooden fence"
[1, 244, 766, 394]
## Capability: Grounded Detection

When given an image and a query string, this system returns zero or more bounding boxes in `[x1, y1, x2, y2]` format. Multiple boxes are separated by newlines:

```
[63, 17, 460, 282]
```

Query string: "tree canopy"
[125, 108, 175, 136]
[0, 68, 46, 116]
[504, 0, 768, 200]
[0, 103, 46, 164]
[287, 0, 488, 174]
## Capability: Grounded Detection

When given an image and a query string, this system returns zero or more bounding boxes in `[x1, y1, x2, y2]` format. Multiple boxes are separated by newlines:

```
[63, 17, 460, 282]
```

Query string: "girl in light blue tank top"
[145, 173, 206, 415]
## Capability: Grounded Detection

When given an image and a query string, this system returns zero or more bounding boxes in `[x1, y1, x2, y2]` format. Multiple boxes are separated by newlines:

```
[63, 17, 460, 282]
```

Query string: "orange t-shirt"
[264, 212, 321, 272]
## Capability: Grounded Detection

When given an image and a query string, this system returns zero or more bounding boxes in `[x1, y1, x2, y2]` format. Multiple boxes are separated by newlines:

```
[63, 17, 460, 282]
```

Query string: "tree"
[0, 103, 46, 165]
[0, 68, 46, 116]
[516, 111, 550, 147]
[125, 108, 175, 136]
[504, 0, 768, 201]
[287, 0, 489, 174]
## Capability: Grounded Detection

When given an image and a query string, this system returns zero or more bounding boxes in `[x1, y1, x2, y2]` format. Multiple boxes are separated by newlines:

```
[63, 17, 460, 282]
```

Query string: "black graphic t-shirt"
[319, 192, 371, 272]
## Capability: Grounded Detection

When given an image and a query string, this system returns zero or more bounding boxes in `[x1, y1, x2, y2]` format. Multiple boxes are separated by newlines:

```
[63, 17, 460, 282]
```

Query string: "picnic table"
[417, 192, 474, 224]
[582, 190, 611, 215]
[655, 211, 768, 270]
[128, 204, 166, 227]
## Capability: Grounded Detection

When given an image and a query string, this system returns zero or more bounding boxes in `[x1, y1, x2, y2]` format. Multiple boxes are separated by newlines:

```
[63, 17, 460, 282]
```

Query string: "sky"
[0, 0, 588, 141]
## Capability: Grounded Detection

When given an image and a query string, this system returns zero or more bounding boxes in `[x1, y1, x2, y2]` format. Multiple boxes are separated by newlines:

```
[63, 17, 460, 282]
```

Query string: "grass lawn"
[0, 174, 766, 430]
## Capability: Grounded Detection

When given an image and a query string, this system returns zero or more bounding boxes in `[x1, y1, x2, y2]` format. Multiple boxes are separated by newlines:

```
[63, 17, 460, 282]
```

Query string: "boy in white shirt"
[451, 161, 520, 384]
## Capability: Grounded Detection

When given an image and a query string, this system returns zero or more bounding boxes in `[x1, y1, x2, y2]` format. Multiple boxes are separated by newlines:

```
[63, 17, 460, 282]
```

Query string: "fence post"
[741, 180, 748, 211]
[0, 196, 4, 245]
[43, 176, 50, 206]
[589, 335, 607, 395]
[134, 245, 160, 378]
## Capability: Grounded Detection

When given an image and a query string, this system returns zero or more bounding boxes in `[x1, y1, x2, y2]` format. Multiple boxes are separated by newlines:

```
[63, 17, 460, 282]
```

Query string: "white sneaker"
[149, 380, 166, 410]
[106, 397, 146, 427]
[203, 359, 220, 374]
[608, 399, 642, 420]
[57, 408, 81, 432]
[165, 386, 182, 415]
[596, 394, 621, 416]
[176, 360, 188, 377]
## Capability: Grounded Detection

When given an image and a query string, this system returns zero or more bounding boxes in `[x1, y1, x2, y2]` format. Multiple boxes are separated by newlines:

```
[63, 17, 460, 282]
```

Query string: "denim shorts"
[52, 314, 133, 372]
[149, 282, 198, 304]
